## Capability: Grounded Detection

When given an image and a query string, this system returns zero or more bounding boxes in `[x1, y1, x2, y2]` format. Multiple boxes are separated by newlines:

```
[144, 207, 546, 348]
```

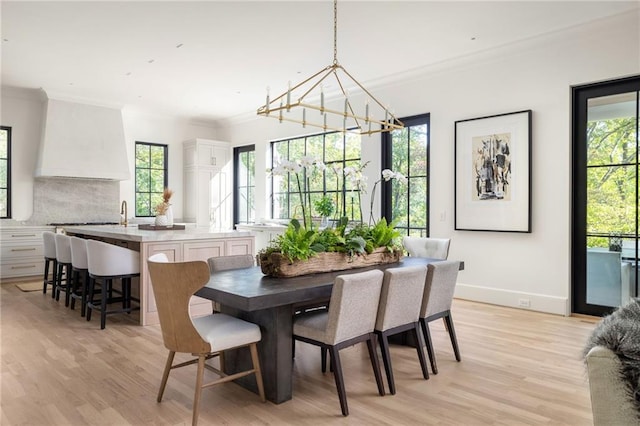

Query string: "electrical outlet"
[518, 298, 531, 308]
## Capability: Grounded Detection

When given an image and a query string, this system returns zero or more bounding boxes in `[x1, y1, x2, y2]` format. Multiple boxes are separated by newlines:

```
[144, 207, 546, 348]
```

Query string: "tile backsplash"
[27, 177, 121, 225]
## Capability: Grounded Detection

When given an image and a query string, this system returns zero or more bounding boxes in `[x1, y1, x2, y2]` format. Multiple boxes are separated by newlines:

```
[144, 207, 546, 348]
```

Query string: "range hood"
[35, 95, 131, 180]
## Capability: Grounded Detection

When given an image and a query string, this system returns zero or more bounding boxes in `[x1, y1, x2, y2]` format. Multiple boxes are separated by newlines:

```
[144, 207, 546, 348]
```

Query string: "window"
[0, 126, 11, 218]
[234, 145, 256, 225]
[572, 76, 639, 316]
[382, 114, 430, 236]
[135, 142, 168, 217]
[271, 131, 362, 221]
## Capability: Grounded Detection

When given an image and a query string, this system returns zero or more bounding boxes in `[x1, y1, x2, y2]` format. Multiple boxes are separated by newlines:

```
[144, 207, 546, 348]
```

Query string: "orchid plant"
[369, 169, 407, 226]
[265, 159, 405, 262]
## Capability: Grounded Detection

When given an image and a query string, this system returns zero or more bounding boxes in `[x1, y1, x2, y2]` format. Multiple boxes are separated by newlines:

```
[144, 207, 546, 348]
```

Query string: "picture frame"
[454, 110, 532, 233]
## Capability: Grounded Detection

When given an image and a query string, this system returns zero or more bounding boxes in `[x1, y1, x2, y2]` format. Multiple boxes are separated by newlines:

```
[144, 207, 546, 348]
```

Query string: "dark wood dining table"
[195, 256, 464, 404]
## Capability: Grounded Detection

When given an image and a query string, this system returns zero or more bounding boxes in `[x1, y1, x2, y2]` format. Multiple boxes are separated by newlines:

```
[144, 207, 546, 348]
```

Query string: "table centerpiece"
[259, 158, 406, 277]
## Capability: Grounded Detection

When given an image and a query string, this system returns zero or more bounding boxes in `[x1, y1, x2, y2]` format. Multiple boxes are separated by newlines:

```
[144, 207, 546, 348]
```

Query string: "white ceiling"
[2, 1, 638, 126]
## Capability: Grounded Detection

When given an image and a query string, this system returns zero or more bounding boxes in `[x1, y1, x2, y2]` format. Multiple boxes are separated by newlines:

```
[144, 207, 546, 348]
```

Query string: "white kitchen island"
[64, 225, 254, 326]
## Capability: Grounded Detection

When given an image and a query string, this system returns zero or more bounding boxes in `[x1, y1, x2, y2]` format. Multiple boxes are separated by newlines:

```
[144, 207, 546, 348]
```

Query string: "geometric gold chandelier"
[256, 0, 404, 136]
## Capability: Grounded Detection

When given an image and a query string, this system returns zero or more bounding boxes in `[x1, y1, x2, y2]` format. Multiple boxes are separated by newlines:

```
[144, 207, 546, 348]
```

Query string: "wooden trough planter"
[259, 247, 403, 278]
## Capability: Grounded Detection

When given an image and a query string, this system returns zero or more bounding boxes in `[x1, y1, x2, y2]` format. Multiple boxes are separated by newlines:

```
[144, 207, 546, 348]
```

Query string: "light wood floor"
[1, 281, 598, 425]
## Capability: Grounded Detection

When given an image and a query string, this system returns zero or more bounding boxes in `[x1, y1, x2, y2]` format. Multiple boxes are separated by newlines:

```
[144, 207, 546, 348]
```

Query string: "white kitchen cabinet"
[183, 139, 232, 229]
[0, 226, 54, 280]
[235, 224, 286, 254]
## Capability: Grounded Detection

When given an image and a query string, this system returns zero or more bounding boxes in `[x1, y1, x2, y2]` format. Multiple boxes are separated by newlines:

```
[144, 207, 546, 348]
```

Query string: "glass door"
[572, 76, 640, 316]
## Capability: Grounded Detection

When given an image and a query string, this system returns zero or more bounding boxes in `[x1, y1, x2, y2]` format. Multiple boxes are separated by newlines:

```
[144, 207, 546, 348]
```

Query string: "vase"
[320, 216, 330, 228]
[165, 204, 174, 227]
[155, 214, 169, 227]
[259, 247, 402, 278]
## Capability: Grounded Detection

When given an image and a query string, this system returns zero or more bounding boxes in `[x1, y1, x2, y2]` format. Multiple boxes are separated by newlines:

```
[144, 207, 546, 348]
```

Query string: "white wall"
[218, 12, 640, 315]
[0, 91, 219, 222]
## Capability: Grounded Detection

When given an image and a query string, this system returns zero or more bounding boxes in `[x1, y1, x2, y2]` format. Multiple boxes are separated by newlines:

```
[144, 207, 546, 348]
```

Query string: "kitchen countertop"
[63, 225, 252, 242]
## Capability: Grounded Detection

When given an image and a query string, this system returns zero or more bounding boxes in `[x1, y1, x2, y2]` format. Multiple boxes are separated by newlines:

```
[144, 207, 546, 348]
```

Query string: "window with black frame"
[0, 126, 11, 218]
[381, 114, 430, 236]
[234, 145, 256, 225]
[135, 141, 168, 217]
[270, 131, 362, 222]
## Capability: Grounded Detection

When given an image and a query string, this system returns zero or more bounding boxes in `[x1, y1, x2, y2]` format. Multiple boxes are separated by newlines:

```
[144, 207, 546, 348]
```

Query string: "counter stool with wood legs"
[86, 240, 140, 329]
[54, 234, 73, 307]
[42, 231, 58, 296]
[69, 236, 90, 317]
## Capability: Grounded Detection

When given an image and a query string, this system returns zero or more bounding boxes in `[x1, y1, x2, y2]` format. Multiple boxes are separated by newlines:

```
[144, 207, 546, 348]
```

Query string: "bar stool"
[86, 240, 140, 329]
[42, 231, 57, 296]
[69, 237, 90, 317]
[54, 234, 73, 307]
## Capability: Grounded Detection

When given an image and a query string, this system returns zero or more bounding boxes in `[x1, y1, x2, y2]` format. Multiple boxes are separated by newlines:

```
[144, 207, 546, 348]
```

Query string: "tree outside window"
[271, 131, 362, 222]
[382, 114, 429, 236]
[0, 126, 10, 218]
[234, 145, 256, 225]
[135, 142, 168, 217]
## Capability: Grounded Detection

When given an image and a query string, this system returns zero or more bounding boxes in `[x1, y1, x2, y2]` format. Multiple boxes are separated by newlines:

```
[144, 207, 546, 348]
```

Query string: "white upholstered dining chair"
[420, 260, 462, 374]
[403, 236, 450, 260]
[293, 269, 385, 416]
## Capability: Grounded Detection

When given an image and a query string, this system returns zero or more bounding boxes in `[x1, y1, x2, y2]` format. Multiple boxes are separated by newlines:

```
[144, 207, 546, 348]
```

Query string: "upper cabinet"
[183, 139, 232, 229]
[184, 138, 229, 168]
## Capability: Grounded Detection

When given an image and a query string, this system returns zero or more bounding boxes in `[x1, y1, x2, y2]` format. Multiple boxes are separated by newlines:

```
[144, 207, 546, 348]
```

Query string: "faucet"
[120, 200, 128, 227]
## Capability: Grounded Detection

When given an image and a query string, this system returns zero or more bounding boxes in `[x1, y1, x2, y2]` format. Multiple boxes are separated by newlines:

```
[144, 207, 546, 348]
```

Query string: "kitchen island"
[64, 225, 254, 326]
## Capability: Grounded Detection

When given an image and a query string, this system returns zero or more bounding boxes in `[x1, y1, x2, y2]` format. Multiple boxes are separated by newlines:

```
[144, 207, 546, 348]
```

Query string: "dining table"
[195, 256, 464, 404]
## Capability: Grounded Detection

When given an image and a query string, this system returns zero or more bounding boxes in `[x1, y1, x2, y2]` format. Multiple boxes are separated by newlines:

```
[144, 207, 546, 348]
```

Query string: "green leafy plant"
[271, 219, 324, 262]
[314, 196, 335, 217]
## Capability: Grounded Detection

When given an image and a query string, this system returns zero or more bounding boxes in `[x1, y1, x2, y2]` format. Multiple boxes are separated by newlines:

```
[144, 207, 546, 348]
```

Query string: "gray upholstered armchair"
[583, 299, 640, 425]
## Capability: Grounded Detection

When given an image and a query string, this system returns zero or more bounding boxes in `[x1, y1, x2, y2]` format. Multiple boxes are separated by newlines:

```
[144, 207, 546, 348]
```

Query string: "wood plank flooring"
[0, 281, 598, 425]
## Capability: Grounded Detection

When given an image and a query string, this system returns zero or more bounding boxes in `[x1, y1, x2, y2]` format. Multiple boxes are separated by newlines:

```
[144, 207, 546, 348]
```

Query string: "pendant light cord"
[333, 0, 338, 65]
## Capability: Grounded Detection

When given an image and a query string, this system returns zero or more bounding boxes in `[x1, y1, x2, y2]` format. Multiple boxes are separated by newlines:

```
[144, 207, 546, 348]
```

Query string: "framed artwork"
[454, 110, 532, 232]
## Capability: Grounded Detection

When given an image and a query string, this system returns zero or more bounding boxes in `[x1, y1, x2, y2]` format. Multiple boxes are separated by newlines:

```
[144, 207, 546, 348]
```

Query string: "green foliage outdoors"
[135, 143, 166, 216]
[586, 116, 638, 247]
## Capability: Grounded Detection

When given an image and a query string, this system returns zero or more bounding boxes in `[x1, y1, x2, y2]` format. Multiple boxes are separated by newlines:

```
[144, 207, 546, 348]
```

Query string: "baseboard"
[454, 283, 570, 316]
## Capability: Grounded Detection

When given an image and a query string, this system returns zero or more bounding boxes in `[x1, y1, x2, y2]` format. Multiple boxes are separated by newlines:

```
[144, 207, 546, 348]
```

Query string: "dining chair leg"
[412, 322, 430, 380]
[219, 351, 225, 374]
[86, 277, 95, 322]
[377, 332, 395, 395]
[51, 259, 58, 299]
[321, 347, 328, 373]
[55, 263, 63, 301]
[42, 259, 51, 294]
[157, 350, 175, 402]
[249, 343, 266, 402]
[64, 264, 72, 307]
[366, 334, 385, 397]
[81, 270, 90, 317]
[70, 269, 79, 310]
[192, 354, 206, 426]
[420, 319, 438, 374]
[329, 346, 348, 416]
[100, 279, 109, 330]
[444, 313, 461, 362]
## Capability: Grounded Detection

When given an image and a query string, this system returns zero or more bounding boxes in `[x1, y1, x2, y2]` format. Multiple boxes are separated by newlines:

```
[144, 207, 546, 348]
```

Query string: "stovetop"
[48, 222, 119, 226]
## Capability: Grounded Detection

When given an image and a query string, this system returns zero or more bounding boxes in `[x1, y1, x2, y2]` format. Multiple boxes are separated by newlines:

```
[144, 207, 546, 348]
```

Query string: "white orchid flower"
[382, 169, 395, 181]
[299, 155, 315, 169]
[395, 172, 408, 185]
